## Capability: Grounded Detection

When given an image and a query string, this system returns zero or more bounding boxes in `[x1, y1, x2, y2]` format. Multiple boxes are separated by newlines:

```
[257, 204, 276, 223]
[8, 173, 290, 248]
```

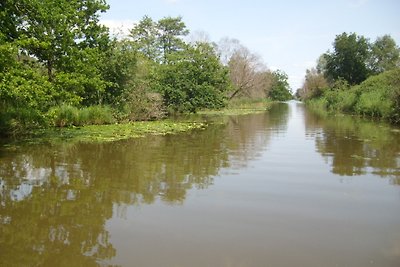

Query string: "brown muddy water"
[1, 101, 400, 267]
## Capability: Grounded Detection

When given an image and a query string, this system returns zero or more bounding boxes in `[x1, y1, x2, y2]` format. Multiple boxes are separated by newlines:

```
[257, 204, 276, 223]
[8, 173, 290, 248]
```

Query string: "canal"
[1, 101, 399, 267]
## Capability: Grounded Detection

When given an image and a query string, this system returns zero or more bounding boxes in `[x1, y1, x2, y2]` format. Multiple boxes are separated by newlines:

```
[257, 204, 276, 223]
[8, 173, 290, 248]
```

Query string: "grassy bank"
[305, 69, 400, 124]
[1, 98, 272, 144]
[198, 98, 272, 116]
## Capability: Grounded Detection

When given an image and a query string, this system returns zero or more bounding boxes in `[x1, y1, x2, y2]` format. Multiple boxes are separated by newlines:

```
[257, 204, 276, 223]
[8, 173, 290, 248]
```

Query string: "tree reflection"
[305, 108, 400, 184]
[0, 109, 289, 266]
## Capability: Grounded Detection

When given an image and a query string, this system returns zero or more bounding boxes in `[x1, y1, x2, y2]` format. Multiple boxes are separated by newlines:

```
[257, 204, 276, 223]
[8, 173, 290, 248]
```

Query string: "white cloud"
[100, 19, 136, 38]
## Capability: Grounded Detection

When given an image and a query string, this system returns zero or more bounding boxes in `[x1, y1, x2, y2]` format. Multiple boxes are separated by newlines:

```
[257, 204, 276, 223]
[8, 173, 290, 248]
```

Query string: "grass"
[198, 98, 272, 116]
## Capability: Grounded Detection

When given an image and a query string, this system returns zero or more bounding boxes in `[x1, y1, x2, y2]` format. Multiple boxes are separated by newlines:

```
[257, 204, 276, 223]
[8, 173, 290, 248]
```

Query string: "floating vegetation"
[15, 120, 207, 145]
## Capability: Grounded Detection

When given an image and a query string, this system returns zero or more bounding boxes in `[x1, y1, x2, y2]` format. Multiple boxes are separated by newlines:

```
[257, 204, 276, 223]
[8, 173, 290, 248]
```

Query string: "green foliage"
[0, 107, 45, 136]
[157, 16, 189, 62]
[268, 70, 293, 101]
[15, 0, 109, 80]
[156, 43, 229, 113]
[47, 105, 80, 127]
[129, 16, 159, 60]
[320, 33, 399, 87]
[369, 35, 400, 74]
[306, 68, 400, 123]
[130, 16, 189, 63]
[47, 105, 114, 127]
[101, 39, 139, 106]
[324, 89, 357, 113]
[78, 105, 114, 125]
[353, 68, 400, 122]
[324, 32, 370, 85]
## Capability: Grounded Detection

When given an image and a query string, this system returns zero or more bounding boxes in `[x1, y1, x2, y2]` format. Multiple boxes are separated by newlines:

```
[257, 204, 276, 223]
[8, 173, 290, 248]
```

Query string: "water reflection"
[0, 108, 288, 266]
[304, 107, 400, 184]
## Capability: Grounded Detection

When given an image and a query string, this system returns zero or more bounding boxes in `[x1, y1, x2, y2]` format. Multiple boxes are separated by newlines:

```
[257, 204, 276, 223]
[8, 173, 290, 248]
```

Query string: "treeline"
[0, 0, 292, 136]
[297, 32, 400, 123]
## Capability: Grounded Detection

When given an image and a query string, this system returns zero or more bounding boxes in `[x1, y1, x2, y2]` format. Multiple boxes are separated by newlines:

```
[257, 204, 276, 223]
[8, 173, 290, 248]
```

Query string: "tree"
[226, 44, 270, 99]
[268, 70, 292, 101]
[369, 35, 400, 74]
[301, 68, 329, 99]
[156, 16, 189, 63]
[156, 43, 230, 113]
[129, 15, 159, 60]
[0, 0, 23, 41]
[324, 32, 370, 85]
[16, 0, 110, 81]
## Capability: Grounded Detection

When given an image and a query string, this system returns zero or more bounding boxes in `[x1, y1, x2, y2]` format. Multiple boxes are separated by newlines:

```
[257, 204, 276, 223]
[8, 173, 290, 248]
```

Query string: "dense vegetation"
[0, 0, 292, 137]
[298, 32, 400, 123]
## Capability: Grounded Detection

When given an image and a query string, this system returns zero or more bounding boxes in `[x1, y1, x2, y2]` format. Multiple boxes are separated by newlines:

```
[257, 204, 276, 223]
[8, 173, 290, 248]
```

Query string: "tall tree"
[227, 46, 269, 99]
[156, 16, 189, 63]
[301, 68, 328, 99]
[0, 0, 23, 41]
[17, 0, 110, 81]
[268, 70, 292, 101]
[324, 32, 370, 85]
[156, 43, 229, 113]
[129, 15, 159, 60]
[369, 35, 400, 74]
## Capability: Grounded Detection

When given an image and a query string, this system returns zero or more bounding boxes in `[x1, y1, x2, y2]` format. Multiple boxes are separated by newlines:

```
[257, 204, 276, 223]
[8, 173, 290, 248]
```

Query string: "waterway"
[1, 101, 399, 267]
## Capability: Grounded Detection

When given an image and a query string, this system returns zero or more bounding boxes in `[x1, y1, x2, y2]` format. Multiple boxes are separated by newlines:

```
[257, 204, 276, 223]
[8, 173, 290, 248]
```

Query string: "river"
[1, 101, 399, 267]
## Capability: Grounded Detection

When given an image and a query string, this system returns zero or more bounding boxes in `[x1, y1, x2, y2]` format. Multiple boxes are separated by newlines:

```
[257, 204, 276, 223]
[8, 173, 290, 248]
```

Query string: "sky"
[100, 0, 400, 90]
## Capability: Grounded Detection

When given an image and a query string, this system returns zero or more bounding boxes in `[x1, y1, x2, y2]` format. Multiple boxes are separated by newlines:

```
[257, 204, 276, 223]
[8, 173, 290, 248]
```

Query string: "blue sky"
[100, 0, 400, 90]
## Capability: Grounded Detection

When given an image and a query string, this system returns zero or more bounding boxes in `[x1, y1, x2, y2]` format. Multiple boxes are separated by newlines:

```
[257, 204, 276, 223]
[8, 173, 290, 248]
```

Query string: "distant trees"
[300, 68, 328, 99]
[320, 32, 400, 86]
[301, 32, 400, 123]
[157, 43, 229, 113]
[267, 70, 293, 101]
[324, 32, 370, 85]
[129, 16, 189, 63]
[369, 35, 400, 74]
[217, 38, 273, 100]
[301, 32, 400, 101]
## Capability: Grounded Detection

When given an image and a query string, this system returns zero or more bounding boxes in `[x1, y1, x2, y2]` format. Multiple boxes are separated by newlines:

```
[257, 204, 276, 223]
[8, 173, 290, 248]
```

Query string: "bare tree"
[301, 68, 328, 99]
[221, 41, 270, 99]
[187, 30, 212, 45]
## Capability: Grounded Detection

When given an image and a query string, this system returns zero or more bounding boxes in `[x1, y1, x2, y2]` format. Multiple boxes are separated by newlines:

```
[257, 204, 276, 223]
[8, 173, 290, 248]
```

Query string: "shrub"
[354, 68, 400, 122]
[355, 88, 392, 118]
[0, 107, 45, 136]
[78, 105, 114, 125]
[47, 105, 79, 127]
[125, 91, 166, 121]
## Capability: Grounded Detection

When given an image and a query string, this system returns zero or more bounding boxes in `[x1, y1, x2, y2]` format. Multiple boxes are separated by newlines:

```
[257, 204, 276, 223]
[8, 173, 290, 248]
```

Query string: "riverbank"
[1, 99, 272, 144]
[305, 69, 400, 124]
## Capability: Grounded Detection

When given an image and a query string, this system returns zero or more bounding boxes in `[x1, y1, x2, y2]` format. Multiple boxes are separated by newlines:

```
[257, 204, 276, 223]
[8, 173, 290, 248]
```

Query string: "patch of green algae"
[24, 120, 207, 144]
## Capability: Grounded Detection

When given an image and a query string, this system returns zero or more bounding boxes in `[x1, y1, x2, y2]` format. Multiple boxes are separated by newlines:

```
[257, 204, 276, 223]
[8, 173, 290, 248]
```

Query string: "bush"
[47, 105, 115, 127]
[47, 105, 80, 127]
[78, 105, 114, 125]
[306, 68, 400, 123]
[0, 107, 45, 136]
[354, 90, 392, 118]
